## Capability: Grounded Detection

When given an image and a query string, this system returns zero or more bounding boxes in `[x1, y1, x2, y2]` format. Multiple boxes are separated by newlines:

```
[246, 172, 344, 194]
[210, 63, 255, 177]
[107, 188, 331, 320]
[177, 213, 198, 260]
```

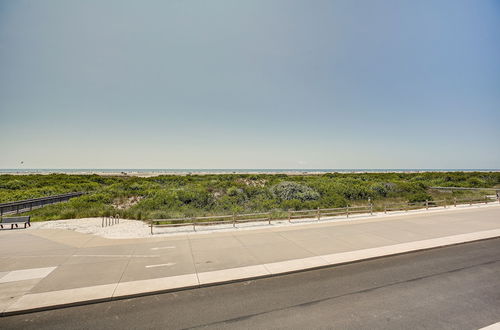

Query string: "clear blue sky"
[1, 0, 499, 169]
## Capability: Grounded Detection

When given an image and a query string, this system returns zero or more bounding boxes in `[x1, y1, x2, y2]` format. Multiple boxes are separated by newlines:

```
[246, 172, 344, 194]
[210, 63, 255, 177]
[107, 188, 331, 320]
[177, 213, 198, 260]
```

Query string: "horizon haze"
[1, 0, 499, 169]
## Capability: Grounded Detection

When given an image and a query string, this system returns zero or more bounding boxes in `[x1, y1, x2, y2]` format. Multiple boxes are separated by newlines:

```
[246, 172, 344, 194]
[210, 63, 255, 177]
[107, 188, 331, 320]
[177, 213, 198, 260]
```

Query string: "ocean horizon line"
[1, 168, 499, 174]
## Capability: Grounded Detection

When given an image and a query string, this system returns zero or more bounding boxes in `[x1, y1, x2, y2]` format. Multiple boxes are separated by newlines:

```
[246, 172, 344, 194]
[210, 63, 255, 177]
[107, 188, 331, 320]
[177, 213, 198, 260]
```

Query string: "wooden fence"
[149, 195, 499, 234]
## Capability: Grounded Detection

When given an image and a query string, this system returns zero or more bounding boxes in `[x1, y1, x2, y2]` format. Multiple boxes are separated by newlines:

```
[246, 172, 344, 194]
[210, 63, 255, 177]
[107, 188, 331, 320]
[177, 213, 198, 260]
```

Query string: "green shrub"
[1, 171, 498, 221]
[370, 183, 388, 197]
[270, 182, 320, 201]
[408, 192, 433, 203]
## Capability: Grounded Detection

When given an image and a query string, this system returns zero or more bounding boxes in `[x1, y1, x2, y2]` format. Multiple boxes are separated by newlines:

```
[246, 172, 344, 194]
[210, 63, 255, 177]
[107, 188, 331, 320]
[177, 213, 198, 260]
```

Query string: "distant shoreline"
[1, 169, 499, 177]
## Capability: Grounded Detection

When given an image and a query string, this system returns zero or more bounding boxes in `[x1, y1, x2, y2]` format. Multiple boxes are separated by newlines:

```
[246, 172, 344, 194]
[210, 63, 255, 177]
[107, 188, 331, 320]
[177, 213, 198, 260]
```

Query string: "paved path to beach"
[0, 204, 499, 316]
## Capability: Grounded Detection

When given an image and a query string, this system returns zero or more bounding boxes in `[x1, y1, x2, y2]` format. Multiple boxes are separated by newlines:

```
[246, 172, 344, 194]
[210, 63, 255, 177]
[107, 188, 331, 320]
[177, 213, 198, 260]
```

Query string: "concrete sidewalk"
[1, 204, 499, 316]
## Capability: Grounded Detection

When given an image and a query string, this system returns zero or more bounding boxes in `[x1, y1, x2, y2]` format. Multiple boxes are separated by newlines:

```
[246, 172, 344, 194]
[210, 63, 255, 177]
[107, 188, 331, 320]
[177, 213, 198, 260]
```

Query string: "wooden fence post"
[317, 207, 320, 221]
[346, 205, 349, 218]
[425, 200, 428, 210]
[370, 203, 373, 216]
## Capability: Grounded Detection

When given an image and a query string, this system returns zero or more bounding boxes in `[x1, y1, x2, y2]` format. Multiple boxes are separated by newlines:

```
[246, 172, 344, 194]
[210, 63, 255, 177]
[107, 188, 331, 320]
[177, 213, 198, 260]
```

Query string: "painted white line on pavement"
[151, 246, 176, 250]
[478, 322, 500, 330]
[0, 267, 57, 284]
[73, 254, 160, 258]
[145, 263, 176, 268]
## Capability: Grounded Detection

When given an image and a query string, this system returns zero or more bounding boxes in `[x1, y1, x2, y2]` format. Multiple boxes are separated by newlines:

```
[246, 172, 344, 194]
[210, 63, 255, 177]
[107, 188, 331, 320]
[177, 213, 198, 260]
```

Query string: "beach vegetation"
[0, 171, 498, 221]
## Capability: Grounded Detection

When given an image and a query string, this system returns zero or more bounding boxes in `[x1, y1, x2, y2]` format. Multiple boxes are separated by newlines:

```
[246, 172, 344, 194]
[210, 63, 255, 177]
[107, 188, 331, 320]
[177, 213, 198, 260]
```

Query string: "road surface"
[1, 238, 499, 329]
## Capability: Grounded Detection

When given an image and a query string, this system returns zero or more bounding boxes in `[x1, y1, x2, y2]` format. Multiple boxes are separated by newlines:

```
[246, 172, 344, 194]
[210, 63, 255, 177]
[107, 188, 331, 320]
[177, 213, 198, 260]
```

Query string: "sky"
[0, 0, 499, 169]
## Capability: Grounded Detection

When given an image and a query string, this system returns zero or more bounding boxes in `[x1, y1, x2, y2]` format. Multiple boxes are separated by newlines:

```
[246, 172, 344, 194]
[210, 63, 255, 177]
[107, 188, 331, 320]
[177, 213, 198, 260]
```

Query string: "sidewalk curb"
[3, 229, 499, 317]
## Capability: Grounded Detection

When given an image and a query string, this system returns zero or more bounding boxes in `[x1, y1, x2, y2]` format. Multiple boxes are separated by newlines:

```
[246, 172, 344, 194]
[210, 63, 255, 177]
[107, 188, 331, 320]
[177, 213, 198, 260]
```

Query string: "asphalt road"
[2, 238, 500, 330]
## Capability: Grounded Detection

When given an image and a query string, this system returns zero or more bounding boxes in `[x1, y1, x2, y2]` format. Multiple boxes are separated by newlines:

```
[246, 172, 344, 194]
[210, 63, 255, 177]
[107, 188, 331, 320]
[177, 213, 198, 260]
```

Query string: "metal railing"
[0, 192, 85, 216]
[102, 214, 120, 227]
[150, 195, 499, 234]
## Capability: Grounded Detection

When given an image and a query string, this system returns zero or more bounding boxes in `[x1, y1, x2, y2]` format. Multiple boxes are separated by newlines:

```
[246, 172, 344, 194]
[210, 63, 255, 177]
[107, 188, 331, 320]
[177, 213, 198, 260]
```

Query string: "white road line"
[478, 322, 500, 330]
[0, 267, 57, 284]
[150, 246, 176, 250]
[145, 263, 176, 268]
[73, 254, 160, 258]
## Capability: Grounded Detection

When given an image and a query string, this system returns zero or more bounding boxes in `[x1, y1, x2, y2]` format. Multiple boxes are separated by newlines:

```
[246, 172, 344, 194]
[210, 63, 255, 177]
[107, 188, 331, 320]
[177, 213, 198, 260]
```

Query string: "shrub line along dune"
[0, 172, 498, 222]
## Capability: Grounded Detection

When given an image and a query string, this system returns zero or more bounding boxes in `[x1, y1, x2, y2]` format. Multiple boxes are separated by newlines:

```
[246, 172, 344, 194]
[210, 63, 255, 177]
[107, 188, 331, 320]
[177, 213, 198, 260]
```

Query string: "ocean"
[1, 169, 499, 175]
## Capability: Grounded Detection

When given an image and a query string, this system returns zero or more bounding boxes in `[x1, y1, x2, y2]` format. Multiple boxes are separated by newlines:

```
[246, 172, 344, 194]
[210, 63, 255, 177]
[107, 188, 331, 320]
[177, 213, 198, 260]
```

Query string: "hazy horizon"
[1, 168, 499, 172]
[1, 0, 499, 169]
